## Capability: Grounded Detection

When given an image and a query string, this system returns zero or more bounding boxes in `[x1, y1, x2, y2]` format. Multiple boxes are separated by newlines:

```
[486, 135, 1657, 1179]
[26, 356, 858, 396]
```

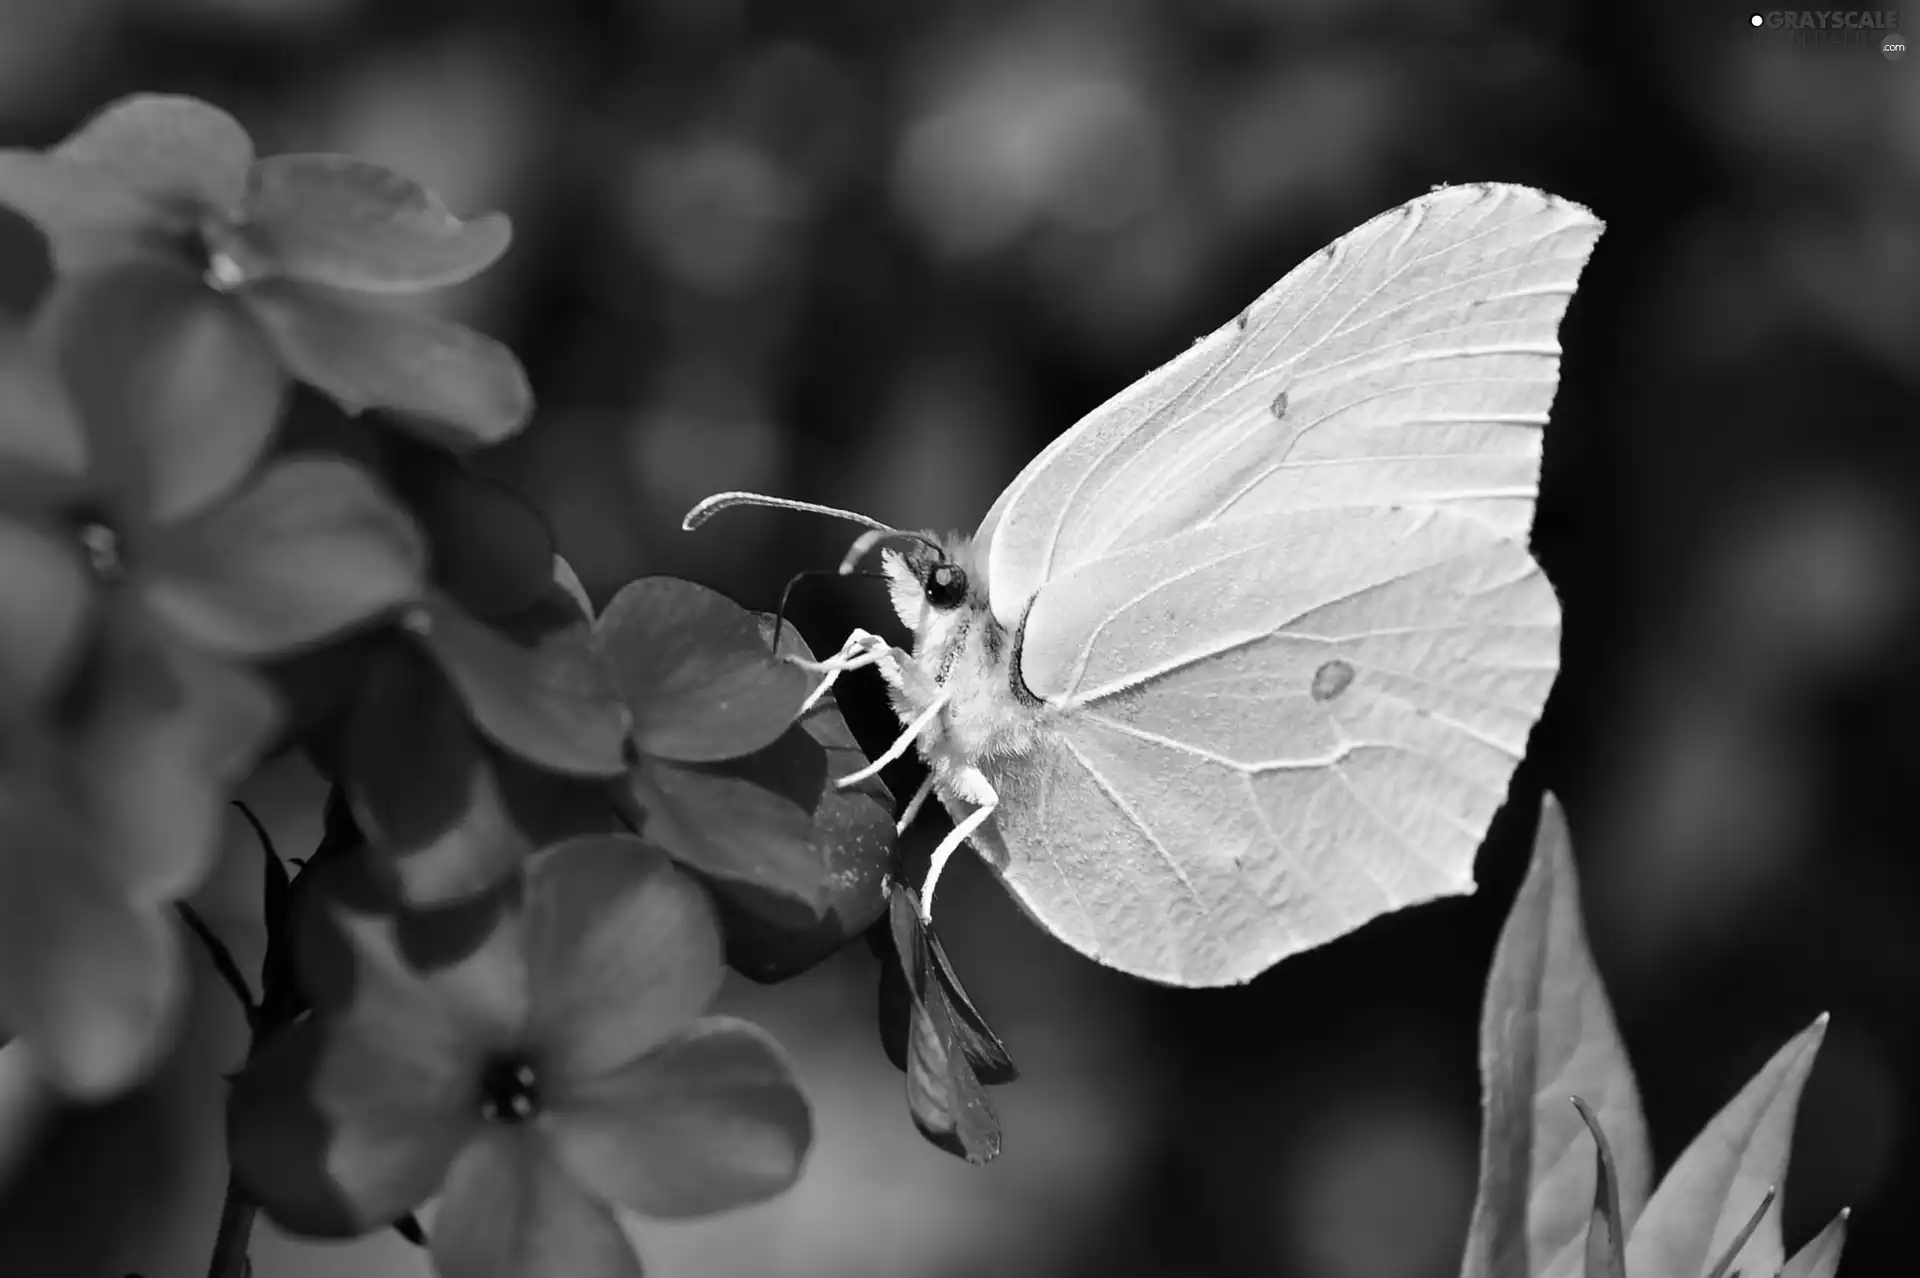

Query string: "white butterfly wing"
[964, 182, 1601, 986]
[979, 182, 1602, 629]
[978, 507, 1557, 986]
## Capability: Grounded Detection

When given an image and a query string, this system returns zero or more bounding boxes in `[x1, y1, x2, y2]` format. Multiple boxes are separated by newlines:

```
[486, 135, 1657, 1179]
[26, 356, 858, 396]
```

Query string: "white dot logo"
[1750, 12, 1764, 26]
[1887, 31, 1908, 59]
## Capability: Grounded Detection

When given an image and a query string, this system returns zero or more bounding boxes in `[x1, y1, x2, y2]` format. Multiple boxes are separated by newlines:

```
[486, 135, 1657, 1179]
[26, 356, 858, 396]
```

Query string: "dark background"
[0, 1, 1913, 1276]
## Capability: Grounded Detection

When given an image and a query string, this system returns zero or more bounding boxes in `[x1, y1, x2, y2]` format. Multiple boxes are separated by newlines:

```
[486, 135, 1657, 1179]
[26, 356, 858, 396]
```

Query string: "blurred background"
[0, 0, 1915, 1275]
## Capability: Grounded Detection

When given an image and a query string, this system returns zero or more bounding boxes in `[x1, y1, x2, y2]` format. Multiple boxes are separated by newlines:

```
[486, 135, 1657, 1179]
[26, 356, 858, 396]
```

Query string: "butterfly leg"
[790, 628, 890, 715]
[921, 766, 996, 925]
[895, 773, 936, 836]
[835, 684, 950, 789]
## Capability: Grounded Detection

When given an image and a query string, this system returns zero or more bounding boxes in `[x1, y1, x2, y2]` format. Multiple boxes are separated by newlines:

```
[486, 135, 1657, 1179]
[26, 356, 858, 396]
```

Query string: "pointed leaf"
[1703, 1184, 1776, 1278]
[1462, 795, 1651, 1278]
[141, 456, 427, 657]
[1624, 1016, 1828, 1278]
[238, 154, 512, 292]
[1779, 1209, 1848, 1278]
[243, 280, 531, 447]
[38, 262, 285, 522]
[406, 592, 629, 777]
[595, 577, 809, 764]
[1571, 1099, 1626, 1278]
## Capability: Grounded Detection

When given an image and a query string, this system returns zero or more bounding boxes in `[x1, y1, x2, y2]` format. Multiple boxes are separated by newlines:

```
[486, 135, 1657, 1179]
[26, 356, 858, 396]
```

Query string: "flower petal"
[384, 441, 555, 620]
[71, 611, 281, 902]
[524, 836, 724, 1082]
[708, 617, 895, 982]
[546, 1017, 811, 1219]
[344, 642, 537, 906]
[228, 1016, 474, 1238]
[407, 593, 629, 778]
[0, 789, 184, 1099]
[244, 281, 531, 447]
[141, 455, 427, 657]
[0, 151, 172, 272]
[430, 1130, 644, 1278]
[621, 753, 830, 922]
[0, 514, 92, 722]
[0, 326, 87, 485]
[291, 851, 531, 1046]
[238, 154, 512, 293]
[36, 262, 285, 521]
[595, 577, 809, 763]
[54, 94, 254, 214]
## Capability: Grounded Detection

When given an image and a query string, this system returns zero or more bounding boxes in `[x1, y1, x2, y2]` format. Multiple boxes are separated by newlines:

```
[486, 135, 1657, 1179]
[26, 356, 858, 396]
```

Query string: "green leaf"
[1703, 1184, 1776, 1278]
[595, 577, 810, 764]
[54, 94, 254, 213]
[1779, 1209, 1848, 1278]
[696, 618, 896, 982]
[38, 262, 286, 522]
[1570, 1099, 1626, 1278]
[406, 592, 629, 778]
[236, 154, 511, 293]
[1461, 794, 1651, 1278]
[1623, 1015, 1828, 1278]
[141, 455, 427, 657]
[242, 279, 532, 447]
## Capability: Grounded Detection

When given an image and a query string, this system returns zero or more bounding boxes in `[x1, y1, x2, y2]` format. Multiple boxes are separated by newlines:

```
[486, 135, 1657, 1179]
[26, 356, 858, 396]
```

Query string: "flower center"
[477, 1054, 542, 1125]
[78, 521, 124, 581]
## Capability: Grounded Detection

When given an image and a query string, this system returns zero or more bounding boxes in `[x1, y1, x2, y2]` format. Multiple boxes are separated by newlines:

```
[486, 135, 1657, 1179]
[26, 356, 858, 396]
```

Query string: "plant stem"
[175, 903, 260, 1034]
[206, 1174, 256, 1278]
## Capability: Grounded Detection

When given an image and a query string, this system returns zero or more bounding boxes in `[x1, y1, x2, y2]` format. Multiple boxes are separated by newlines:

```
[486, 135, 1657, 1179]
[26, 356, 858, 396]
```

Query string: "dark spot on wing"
[1235, 310, 1249, 331]
[1270, 389, 1289, 420]
[1310, 659, 1355, 702]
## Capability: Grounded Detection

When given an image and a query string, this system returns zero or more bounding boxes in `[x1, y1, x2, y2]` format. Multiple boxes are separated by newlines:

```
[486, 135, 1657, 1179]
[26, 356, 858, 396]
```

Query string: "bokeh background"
[0, 0, 1914, 1275]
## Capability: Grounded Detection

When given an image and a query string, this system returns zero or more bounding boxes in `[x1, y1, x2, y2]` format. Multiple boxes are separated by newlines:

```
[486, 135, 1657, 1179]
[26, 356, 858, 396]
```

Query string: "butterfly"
[686, 182, 1603, 988]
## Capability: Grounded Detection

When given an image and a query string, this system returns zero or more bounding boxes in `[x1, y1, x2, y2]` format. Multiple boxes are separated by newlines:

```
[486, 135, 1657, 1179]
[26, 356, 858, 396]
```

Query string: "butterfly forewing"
[980, 183, 1600, 627]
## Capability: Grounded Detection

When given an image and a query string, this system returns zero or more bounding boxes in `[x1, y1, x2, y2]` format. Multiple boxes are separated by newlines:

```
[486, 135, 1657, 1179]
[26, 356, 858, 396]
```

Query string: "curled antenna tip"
[681, 492, 748, 532]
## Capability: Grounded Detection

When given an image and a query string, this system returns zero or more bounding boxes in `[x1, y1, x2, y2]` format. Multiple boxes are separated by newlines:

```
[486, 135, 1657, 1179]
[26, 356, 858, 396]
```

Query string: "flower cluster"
[0, 92, 902, 1276]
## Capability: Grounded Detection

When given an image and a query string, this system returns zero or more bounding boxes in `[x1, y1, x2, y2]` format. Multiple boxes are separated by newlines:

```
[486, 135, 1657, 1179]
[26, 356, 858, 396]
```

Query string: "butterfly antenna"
[770, 568, 888, 655]
[683, 491, 897, 535]
[839, 528, 946, 575]
[682, 490, 945, 574]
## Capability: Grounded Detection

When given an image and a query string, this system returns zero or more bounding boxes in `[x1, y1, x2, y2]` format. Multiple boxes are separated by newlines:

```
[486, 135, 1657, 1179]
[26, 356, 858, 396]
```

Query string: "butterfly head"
[881, 533, 986, 635]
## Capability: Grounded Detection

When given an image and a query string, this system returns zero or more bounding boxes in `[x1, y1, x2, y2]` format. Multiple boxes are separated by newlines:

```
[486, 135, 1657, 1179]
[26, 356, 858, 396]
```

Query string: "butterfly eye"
[925, 563, 968, 609]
